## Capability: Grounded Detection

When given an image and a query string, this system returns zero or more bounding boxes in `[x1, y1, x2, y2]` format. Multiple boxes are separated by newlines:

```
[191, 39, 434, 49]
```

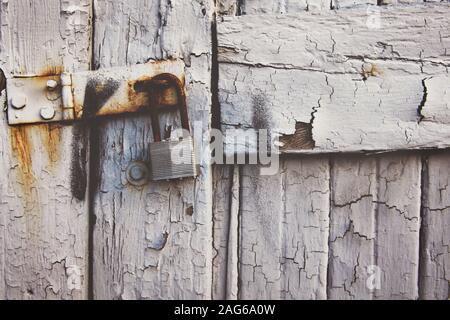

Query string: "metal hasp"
[6, 59, 186, 124]
[5, 59, 198, 181]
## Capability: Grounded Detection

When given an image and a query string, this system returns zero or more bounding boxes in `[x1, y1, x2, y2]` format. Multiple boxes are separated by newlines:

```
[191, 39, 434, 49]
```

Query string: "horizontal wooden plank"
[218, 4, 450, 154]
[242, 0, 330, 14]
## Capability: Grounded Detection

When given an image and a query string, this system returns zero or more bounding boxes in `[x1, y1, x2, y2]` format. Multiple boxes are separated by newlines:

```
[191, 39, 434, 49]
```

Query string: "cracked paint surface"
[218, 5, 450, 154]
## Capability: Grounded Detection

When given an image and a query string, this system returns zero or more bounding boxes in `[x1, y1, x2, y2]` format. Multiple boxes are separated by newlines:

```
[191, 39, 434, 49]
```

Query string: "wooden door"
[0, 0, 449, 300]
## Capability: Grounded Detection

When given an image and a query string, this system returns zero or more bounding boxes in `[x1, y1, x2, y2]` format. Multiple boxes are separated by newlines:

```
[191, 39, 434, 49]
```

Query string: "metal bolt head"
[46, 80, 58, 91]
[11, 94, 27, 109]
[40, 106, 56, 120]
[126, 162, 149, 186]
[130, 165, 145, 181]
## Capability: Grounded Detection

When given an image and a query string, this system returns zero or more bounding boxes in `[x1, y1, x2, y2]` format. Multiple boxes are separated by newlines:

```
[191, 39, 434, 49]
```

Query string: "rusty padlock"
[145, 73, 198, 181]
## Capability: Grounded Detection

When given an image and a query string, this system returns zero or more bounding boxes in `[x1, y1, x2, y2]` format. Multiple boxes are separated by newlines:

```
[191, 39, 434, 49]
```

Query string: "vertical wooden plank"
[328, 156, 377, 300]
[226, 166, 240, 300]
[283, 158, 330, 300]
[212, 165, 232, 300]
[0, 0, 91, 299]
[91, 0, 214, 299]
[375, 155, 421, 300]
[212, 165, 240, 300]
[329, 154, 421, 300]
[239, 159, 330, 300]
[239, 165, 285, 299]
[420, 153, 450, 300]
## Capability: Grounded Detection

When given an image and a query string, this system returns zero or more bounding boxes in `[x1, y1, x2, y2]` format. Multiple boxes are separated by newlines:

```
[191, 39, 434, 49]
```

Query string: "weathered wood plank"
[239, 165, 285, 299]
[91, 0, 214, 299]
[0, 0, 91, 299]
[283, 158, 330, 299]
[242, 0, 330, 13]
[419, 153, 450, 300]
[328, 156, 377, 299]
[331, 0, 377, 8]
[380, 0, 424, 4]
[217, 0, 380, 15]
[329, 154, 421, 300]
[212, 165, 233, 299]
[218, 5, 450, 154]
[375, 155, 421, 299]
[239, 159, 330, 299]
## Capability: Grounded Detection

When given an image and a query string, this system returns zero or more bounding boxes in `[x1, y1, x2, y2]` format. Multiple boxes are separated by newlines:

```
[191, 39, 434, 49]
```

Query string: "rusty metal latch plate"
[5, 59, 185, 125]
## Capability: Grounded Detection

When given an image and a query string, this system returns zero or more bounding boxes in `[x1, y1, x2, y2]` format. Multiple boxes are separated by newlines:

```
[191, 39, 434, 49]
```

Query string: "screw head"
[46, 80, 58, 91]
[11, 94, 27, 109]
[40, 106, 56, 120]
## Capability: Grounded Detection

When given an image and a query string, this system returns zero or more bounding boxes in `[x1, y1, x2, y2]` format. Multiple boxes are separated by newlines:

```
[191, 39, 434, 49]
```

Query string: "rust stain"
[361, 63, 382, 81]
[10, 124, 63, 194]
[39, 65, 65, 77]
[10, 126, 35, 189]
[40, 124, 62, 165]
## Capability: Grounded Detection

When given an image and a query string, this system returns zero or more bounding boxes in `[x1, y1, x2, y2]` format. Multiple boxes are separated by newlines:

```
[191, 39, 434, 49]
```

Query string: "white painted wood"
[329, 155, 421, 300]
[226, 166, 240, 300]
[421, 76, 450, 124]
[212, 165, 240, 300]
[0, 0, 91, 299]
[283, 158, 330, 299]
[239, 159, 330, 299]
[331, 0, 377, 8]
[91, 0, 214, 299]
[380, 0, 424, 4]
[375, 154, 421, 299]
[420, 153, 450, 300]
[328, 156, 377, 299]
[217, 0, 380, 15]
[239, 165, 285, 299]
[242, 0, 330, 13]
[212, 165, 232, 299]
[218, 5, 450, 154]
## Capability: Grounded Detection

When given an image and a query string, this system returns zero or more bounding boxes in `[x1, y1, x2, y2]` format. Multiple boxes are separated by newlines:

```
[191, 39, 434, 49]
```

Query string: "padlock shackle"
[147, 73, 190, 143]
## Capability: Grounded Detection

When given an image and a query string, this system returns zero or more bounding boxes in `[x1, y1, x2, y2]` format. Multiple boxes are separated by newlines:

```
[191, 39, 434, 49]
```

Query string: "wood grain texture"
[239, 159, 330, 299]
[375, 155, 422, 299]
[91, 0, 214, 299]
[329, 154, 422, 300]
[217, 0, 382, 15]
[328, 156, 377, 299]
[218, 5, 450, 154]
[0, 0, 91, 299]
[331, 0, 377, 9]
[241, 0, 330, 13]
[419, 153, 450, 300]
[212, 165, 232, 299]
